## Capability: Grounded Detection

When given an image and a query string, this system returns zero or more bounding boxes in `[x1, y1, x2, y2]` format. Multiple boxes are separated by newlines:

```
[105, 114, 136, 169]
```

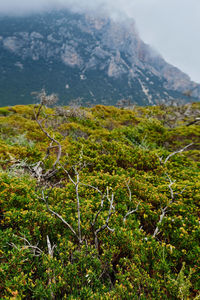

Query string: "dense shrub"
[0, 102, 199, 299]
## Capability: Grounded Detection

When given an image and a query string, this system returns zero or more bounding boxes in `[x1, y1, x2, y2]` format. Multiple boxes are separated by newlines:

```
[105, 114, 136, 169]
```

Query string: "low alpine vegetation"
[0, 94, 199, 299]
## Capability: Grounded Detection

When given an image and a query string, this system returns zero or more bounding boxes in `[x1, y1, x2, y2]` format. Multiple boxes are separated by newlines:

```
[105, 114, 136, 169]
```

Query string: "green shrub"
[0, 103, 199, 299]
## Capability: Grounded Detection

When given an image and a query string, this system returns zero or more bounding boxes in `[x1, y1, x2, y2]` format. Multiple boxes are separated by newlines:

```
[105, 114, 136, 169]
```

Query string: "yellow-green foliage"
[0, 103, 199, 299]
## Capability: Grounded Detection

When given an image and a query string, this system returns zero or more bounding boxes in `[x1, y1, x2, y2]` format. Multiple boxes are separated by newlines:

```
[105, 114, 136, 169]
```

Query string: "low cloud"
[0, 0, 133, 16]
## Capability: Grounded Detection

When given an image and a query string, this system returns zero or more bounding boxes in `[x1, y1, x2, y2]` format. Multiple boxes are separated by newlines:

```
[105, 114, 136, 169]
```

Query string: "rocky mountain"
[0, 9, 199, 106]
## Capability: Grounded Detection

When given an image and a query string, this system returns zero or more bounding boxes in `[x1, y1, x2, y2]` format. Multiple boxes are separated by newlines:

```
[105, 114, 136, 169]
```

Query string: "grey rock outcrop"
[0, 10, 199, 106]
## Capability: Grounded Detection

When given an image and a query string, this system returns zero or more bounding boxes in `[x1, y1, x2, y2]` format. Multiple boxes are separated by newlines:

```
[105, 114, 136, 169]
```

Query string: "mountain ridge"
[0, 9, 199, 106]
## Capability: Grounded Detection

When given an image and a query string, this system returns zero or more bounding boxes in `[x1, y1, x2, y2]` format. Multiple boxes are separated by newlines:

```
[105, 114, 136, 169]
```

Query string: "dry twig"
[123, 180, 140, 223]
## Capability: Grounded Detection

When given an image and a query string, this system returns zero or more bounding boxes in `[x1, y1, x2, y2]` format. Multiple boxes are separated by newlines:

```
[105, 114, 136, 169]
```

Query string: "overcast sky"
[0, 0, 200, 83]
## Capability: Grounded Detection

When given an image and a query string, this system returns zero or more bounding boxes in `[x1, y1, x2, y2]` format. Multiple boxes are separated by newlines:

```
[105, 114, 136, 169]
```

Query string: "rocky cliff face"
[0, 10, 199, 106]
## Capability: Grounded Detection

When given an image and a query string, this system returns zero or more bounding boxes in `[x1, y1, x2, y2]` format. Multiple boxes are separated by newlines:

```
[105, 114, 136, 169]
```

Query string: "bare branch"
[123, 202, 141, 223]
[94, 190, 115, 250]
[186, 117, 200, 126]
[80, 182, 103, 196]
[47, 235, 56, 258]
[164, 143, 193, 164]
[46, 235, 56, 299]
[9, 232, 56, 299]
[7, 242, 20, 251]
[40, 157, 116, 250]
[176, 185, 189, 196]
[41, 190, 79, 242]
[59, 164, 76, 185]
[79, 181, 106, 228]
[165, 173, 176, 202]
[91, 195, 106, 227]
[58, 164, 82, 242]
[152, 206, 168, 238]
[33, 89, 58, 107]
[35, 117, 62, 178]
[44, 141, 56, 160]
[32, 161, 43, 180]
[9, 235, 43, 256]
[107, 226, 115, 232]
[123, 181, 140, 223]
[156, 144, 193, 165]
[75, 170, 81, 242]
[33, 91, 61, 179]
[156, 153, 163, 164]
[153, 140, 192, 239]
[62, 161, 118, 247]
[153, 173, 188, 238]
[153, 173, 176, 238]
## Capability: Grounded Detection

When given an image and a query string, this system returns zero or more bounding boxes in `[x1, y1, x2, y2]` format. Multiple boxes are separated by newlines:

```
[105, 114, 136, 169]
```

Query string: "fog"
[0, 0, 200, 82]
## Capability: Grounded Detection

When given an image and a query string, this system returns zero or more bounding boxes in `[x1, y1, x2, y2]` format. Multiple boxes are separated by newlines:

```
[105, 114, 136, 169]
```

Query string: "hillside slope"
[0, 10, 200, 106]
[0, 101, 200, 298]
